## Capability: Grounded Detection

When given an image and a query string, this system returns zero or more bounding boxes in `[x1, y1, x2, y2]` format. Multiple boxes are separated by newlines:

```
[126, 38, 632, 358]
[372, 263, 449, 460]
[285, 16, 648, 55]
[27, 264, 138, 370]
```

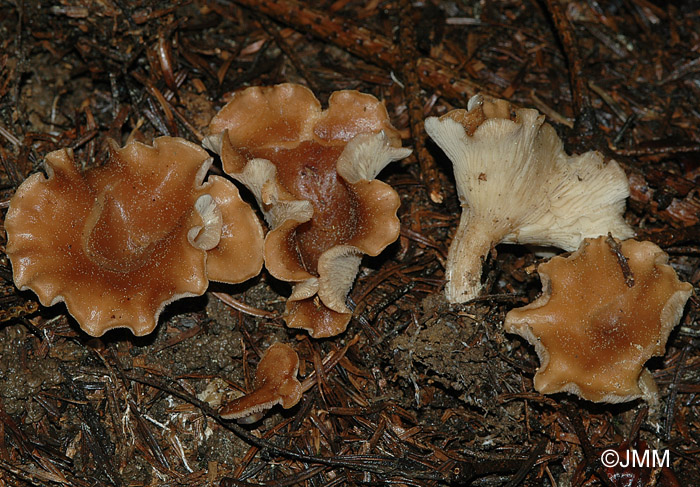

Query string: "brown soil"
[0, 1, 698, 486]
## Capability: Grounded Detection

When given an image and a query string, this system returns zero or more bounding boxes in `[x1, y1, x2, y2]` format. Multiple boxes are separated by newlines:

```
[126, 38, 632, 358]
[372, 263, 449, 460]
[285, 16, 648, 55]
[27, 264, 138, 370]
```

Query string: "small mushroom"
[504, 236, 693, 403]
[219, 342, 302, 423]
[5, 137, 264, 336]
[206, 83, 410, 337]
[424, 94, 634, 303]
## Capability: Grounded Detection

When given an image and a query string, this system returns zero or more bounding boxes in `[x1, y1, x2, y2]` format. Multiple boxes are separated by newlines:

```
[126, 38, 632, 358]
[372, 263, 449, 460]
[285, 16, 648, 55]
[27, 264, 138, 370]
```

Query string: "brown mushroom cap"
[204, 175, 265, 283]
[504, 236, 693, 403]
[219, 342, 302, 421]
[424, 94, 634, 303]
[5, 137, 263, 336]
[206, 83, 410, 337]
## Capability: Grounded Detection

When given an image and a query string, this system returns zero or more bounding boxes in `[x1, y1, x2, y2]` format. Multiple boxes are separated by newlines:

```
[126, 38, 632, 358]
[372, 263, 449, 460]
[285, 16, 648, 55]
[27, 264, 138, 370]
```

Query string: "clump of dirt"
[389, 295, 531, 449]
[146, 310, 245, 378]
[0, 324, 68, 420]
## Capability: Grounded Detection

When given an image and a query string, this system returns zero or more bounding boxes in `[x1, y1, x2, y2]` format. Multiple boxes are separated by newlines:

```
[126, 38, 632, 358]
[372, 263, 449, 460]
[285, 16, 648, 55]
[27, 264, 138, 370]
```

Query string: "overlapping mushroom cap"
[206, 83, 410, 338]
[424, 94, 634, 303]
[504, 236, 693, 403]
[5, 137, 264, 336]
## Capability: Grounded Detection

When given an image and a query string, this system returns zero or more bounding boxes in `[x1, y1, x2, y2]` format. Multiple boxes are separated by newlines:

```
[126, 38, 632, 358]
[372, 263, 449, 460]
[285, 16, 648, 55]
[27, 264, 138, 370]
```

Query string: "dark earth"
[0, 1, 699, 486]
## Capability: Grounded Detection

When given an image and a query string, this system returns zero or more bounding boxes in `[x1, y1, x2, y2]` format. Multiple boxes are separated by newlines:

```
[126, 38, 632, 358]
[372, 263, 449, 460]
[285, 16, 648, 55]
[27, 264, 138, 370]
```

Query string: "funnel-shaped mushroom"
[425, 95, 634, 303]
[206, 83, 410, 337]
[5, 137, 264, 336]
[504, 236, 693, 403]
[220, 342, 302, 422]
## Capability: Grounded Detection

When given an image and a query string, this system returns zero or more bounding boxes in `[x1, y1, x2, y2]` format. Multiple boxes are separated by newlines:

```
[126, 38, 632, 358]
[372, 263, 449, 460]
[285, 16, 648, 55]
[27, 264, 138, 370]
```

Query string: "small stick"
[212, 291, 278, 318]
[628, 404, 648, 443]
[300, 334, 360, 392]
[606, 233, 635, 288]
[664, 342, 692, 441]
[0, 125, 21, 148]
[398, 0, 444, 204]
[612, 113, 637, 147]
[612, 143, 700, 157]
[157, 32, 178, 95]
[503, 440, 547, 487]
[562, 402, 616, 487]
[543, 0, 596, 137]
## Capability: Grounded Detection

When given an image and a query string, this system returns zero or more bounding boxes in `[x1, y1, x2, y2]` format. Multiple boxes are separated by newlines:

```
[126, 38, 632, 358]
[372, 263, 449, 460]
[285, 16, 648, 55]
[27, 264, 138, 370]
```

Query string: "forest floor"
[0, 1, 698, 486]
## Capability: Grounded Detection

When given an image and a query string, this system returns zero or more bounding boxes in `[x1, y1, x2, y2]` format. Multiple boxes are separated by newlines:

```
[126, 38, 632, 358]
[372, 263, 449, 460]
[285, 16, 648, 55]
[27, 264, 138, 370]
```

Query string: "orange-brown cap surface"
[206, 83, 410, 337]
[5, 137, 263, 336]
[204, 174, 265, 284]
[219, 342, 302, 421]
[504, 236, 693, 403]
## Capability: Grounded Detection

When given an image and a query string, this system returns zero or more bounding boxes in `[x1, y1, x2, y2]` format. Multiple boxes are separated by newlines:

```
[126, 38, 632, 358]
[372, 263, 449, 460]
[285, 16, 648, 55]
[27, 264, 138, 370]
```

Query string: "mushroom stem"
[445, 211, 506, 303]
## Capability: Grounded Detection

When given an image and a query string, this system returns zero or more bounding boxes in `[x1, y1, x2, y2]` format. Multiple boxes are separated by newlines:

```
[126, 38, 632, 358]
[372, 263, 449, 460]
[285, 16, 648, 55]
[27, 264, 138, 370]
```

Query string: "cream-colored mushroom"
[424, 94, 634, 303]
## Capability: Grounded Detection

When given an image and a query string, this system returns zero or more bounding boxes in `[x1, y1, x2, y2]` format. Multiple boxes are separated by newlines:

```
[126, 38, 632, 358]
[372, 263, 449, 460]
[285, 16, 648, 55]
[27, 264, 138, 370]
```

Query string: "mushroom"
[424, 94, 634, 303]
[219, 342, 302, 423]
[5, 137, 264, 336]
[206, 83, 410, 337]
[504, 236, 693, 403]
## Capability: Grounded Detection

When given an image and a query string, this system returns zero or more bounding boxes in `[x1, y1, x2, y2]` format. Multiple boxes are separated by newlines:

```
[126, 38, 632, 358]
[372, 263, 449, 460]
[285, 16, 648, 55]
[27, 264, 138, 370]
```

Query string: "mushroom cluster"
[206, 83, 410, 338]
[425, 94, 634, 303]
[8, 83, 691, 416]
[5, 137, 264, 336]
[505, 236, 693, 403]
